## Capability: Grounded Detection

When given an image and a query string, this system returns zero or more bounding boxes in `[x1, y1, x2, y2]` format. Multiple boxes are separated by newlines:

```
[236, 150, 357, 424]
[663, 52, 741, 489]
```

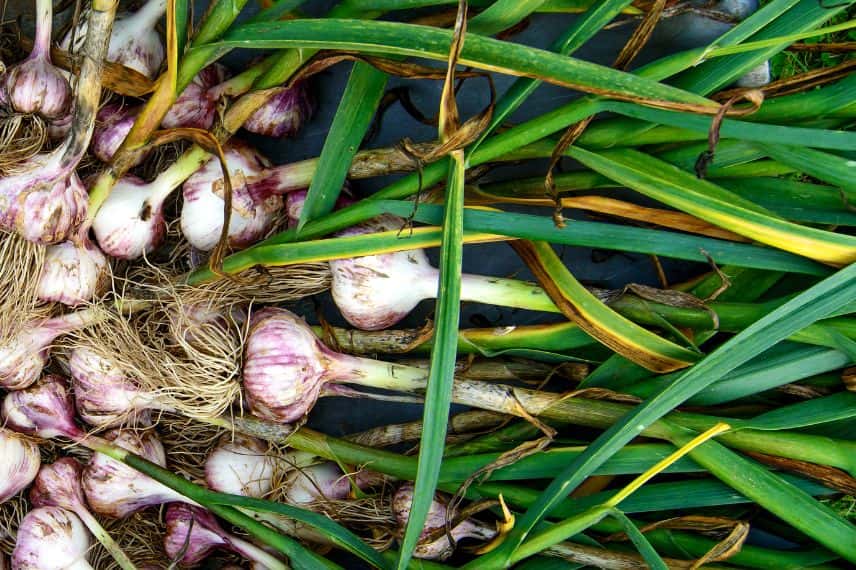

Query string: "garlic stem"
[72, 506, 138, 570]
[32, 0, 52, 57]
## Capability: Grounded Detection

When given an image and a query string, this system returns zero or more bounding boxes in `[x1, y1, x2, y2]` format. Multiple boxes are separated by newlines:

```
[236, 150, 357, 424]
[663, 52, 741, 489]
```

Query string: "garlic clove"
[92, 174, 166, 259]
[180, 142, 282, 251]
[36, 236, 110, 307]
[205, 434, 274, 498]
[0, 429, 41, 504]
[243, 81, 314, 138]
[12, 506, 93, 569]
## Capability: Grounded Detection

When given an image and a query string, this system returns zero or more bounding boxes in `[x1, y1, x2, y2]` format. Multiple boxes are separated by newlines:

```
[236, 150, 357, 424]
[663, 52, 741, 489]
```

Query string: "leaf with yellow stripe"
[566, 147, 856, 266]
[512, 240, 700, 373]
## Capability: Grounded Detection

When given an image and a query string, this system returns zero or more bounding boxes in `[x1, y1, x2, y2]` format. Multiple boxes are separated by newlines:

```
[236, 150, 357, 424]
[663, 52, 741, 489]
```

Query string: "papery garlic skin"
[83, 429, 188, 518]
[1, 375, 83, 440]
[4, 56, 71, 119]
[205, 434, 274, 498]
[0, 429, 41, 504]
[68, 347, 156, 427]
[163, 504, 230, 566]
[330, 215, 437, 331]
[12, 507, 93, 570]
[162, 64, 229, 130]
[181, 143, 282, 251]
[92, 175, 166, 259]
[36, 236, 109, 307]
[243, 81, 313, 138]
[392, 483, 496, 560]
[0, 151, 88, 245]
[242, 308, 339, 423]
[29, 458, 87, 512]
[92, 104, 144, 164]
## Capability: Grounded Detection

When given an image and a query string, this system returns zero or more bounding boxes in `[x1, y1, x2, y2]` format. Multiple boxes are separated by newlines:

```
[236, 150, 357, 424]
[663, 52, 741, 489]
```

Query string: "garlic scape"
[12, 506, 93, 570]
[62, 0, 166, 79]
[2, 0, 71, 119]
[164, 504, 288, 569]
[181, 142, 283, 252]
[0, 429, 40, 505]
[393, 483, 497, 560]
[30, 458, 137, 570]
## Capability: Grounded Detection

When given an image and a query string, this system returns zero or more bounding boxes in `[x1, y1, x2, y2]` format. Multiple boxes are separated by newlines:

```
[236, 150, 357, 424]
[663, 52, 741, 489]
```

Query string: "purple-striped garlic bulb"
[3, 0, 70, 119]
[68, 346, 170, 428]
[393, 483, 496, 560]
[243, 81, 313, 138]
[36, 234, 110, 307]
[162, 64, 229, 130]
[0, 429, 41, 504]
[180, 142, 283, 251]
[2, 375, 84, 440]
[83, 429, 190, 518]
[91, 104, 147, 164]
[12, 507, 93, 569]
[0, 308, 98, 389]
[164, 504, 288, 569]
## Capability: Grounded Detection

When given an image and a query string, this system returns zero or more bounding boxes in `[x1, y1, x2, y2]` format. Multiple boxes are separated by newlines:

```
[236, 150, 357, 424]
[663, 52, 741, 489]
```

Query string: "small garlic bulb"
[92, 174, 166, 259]
[163, 504, 230, 566]
[1, 375, 83, 440]
[91, 104, 146, 164]
[243, 81, 314, 138]
[12, 507, 93, 569]
[29, 458, 87, 512]
[36, 236, 110, 307]
[181, 142, 282, 251]
[282, 460, 351, 505]
[0, 429, 41, 504]
[162, 64, 229, 130]
[205, 434, 274, 498]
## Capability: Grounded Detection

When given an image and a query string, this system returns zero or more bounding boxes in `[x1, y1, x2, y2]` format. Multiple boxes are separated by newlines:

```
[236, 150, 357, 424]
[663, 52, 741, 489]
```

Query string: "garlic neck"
[130, 0, 167, 30]
[33, 0, 53, 58]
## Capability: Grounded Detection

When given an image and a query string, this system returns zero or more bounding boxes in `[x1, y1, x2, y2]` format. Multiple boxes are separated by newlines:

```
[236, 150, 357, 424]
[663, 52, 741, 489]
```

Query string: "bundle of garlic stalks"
[1, 0, 856, 567]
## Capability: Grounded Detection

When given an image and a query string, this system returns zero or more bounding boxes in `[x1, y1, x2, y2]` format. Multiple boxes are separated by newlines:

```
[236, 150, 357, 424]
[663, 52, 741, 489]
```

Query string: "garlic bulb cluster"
[12, 506, 93, 570]
[83, 429, 189, 518]
[2, 0, 70, 119]
[162, 64, 229, 130]
[392, 483, 496, 560]
[243, 81, 314, 138]
[181, 142, 283, 251]
[0, 429, 40, 504]
[36, 236, 110, 307]
[2, 375, 84, 440]
[62, 0, 166, 79]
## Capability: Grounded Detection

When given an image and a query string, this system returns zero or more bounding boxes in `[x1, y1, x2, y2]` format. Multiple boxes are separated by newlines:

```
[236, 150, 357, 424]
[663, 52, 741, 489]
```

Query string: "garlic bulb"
[0, 429, 41, 504]
[29, 458, 87, 512]
[164, 504, 288, 569]
[282, 460, 351, 505]
[392, 483, 496, 560]
[12, 507, 93, 570]
[68, 346, 167, 428]
[243, 81, 313, 138]
[181, 142, 283, 251]
[62, 0, 166, 79]
[83, 429, 189, 518]
[162, 64, 229, 130]
[1, 374, 84, 440]
[0, 309, 97, 390]
[3, 0, 71, 119]
[0, 150, 88, 245]
[36, 235, 109, 307]
[204, 434, 274, 498]
[91, 104, 146, 164]
[91, 174, 167, 259]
